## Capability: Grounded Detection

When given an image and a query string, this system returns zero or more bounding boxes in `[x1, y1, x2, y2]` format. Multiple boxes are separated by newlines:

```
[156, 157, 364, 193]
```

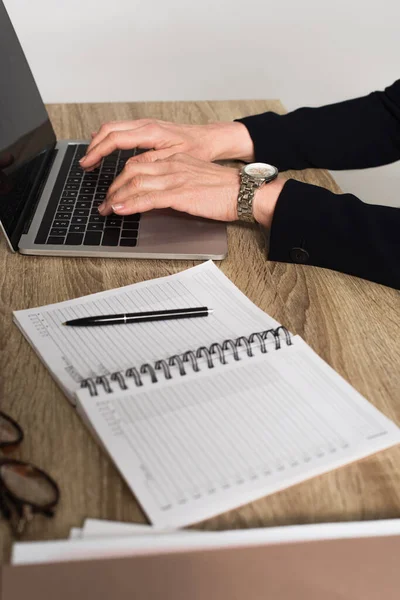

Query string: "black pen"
[62, 306, 213, 327]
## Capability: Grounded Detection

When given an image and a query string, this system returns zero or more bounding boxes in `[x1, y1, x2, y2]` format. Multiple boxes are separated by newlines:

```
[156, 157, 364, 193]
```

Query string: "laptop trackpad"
[138, 209, 226, 254]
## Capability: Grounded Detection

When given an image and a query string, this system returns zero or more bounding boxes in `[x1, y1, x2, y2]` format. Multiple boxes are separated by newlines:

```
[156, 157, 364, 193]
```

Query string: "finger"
[87, 120, 143, 153]
[99, 174, 181, 215]
[84, 163, 101, 172]
[81, 126, 158, 169]
[111, 189, 180, 216]
[86, 119, 153, 154]
[107, 160, 176, 197]
[128, 147, 179, 164]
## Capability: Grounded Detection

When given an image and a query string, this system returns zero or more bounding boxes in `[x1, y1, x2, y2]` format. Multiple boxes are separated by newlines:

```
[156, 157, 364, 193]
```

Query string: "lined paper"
[77, 337, 400, 528]
[13, 261, 278, 401]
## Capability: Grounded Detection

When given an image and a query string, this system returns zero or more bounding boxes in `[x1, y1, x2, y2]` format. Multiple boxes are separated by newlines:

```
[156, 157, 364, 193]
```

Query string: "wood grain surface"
[1, 100, 399, 564]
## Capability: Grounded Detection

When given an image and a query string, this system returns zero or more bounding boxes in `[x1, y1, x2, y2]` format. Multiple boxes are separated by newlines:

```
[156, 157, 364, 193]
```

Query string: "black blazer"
[237, 80, 400, 289]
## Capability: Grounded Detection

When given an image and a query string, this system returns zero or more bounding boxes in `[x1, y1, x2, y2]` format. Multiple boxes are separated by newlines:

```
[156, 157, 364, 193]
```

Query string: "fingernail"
[79, 156, 87, 164]
[98, 203, 106, 213]
[111, 203, 126, 212]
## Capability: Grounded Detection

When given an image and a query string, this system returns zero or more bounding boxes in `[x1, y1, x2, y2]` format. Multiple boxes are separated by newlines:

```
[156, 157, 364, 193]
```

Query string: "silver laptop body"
[0, 2, 227, 260]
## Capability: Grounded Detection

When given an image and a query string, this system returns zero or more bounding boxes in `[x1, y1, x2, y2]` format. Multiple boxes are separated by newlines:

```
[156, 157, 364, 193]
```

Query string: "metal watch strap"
[237, 173, 260, 223]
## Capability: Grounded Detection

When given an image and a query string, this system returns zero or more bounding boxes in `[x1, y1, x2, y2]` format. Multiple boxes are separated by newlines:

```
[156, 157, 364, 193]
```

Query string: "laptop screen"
[0, 1, 56, 249]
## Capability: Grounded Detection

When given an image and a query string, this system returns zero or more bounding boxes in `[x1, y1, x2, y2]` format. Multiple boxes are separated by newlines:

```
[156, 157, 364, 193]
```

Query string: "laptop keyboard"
[34, 144, 141, 247]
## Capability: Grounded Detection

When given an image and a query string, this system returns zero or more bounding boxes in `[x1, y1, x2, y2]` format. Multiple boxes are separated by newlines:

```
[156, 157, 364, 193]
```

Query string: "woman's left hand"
[98, 153, 240, 222]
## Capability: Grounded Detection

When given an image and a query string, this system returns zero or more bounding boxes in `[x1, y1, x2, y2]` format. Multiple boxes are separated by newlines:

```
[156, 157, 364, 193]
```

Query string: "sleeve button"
[290, 247, 309, 263]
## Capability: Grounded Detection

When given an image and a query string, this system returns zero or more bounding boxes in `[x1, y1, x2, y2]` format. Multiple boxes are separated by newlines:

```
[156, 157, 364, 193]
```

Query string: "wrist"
[252, 178, 285, 229]
[206, 122, 255, 162]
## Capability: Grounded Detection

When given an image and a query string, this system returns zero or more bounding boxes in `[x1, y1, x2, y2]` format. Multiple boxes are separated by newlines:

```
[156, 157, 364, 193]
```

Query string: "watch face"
[244, 163, 278, 180]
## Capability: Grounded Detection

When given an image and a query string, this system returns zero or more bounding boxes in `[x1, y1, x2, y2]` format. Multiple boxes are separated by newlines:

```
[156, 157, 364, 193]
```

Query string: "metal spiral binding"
[81, 326, 292, 397]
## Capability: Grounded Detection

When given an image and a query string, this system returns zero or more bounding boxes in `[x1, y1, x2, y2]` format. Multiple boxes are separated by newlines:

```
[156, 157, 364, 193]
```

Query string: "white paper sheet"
[68, 527, 82, 540]
[77, 337, 400, 528]
[81, 519, 185, 538]
[13, 261, 279, 402]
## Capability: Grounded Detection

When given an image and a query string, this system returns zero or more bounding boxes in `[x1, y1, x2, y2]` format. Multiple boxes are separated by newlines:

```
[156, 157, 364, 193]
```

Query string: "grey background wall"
[4, 0, 399, 206]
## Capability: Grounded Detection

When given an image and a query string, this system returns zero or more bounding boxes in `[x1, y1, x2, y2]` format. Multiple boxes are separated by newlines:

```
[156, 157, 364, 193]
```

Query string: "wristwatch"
[237, 163, 278, 222]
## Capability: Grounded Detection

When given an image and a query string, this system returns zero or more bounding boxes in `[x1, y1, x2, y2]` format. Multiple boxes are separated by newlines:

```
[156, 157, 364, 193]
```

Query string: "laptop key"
[73, 209, 90, 217]
[64, 183, 79, 191]
[78, 194, 94, 202]
[89, 214, 105, 223]
[65, 233, 84, 245]
[121, 229, 138, 237]
[63, 191, 78, 198]
[75, 201, 92, 209]
[101, 228, 120, 246]
[53, 220, 69, 228]
[84, 232, 102, 246]
[122, 222, 139, 231]
[69, 225, 86, 233]
[94, 193, 106, 200]
[47, 236, 66, 244]
[59, 197, 76, 205]
[106, 219, 123, 228]
[70, 170, 84, 177]
[123, 214, 141, 222]
[74, 146, 87, 158]
[67, 177, 81, 184]
[120, 238, 138, 247]
[91, 208, 105, 216]
[55, 212, 72, 220]
[81, 187, 95, 195]
[58, 205, 74, 212]
[96, 186, 109, 194]
[87, 223, 104, 231]
[50, 228, 68, 236]
[71, 216, 88, 225]
[81, 180, 96, 188]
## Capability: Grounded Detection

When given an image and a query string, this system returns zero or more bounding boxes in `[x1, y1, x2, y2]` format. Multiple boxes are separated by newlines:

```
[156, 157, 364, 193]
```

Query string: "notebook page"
[13, 261, 279, 402]
[68, 528, 82, 540]
[81, 519, 193, 538]
[77, 337, 400, 528]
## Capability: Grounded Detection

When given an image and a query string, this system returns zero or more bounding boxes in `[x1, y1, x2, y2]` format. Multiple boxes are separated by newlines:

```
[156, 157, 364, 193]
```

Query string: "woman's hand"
[98, 153, 284, 228]
[80, 119, 254, 170]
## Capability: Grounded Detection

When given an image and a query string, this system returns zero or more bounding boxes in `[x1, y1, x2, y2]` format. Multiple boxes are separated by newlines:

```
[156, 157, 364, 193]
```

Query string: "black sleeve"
[236, 80, 400, 170]
[269, 179, 400, 289]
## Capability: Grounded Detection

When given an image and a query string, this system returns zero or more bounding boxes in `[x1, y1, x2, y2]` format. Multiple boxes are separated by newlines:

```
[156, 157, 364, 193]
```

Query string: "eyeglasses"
[0, 411, 60, 535]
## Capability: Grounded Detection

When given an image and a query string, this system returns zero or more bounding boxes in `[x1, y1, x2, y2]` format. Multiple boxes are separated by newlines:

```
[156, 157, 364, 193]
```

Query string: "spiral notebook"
[13, 261, 400, 528]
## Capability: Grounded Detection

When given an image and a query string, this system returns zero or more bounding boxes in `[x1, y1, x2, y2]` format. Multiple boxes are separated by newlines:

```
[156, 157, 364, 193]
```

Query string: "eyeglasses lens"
[0, 413, 21, 446]
[0, 463, 57, 506]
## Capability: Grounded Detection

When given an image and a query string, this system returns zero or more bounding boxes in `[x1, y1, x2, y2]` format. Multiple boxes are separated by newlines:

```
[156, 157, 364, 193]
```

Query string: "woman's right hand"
[80, 119, 255, 170]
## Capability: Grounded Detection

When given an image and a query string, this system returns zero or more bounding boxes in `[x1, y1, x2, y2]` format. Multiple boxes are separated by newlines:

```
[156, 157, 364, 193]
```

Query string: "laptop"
[0, 2, 227, 259]
[4, 525, 400, 599]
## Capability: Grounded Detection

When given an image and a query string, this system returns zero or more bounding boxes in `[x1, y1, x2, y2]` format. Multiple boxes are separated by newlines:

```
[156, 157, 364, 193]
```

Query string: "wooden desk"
[1, 100, 399, 564]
